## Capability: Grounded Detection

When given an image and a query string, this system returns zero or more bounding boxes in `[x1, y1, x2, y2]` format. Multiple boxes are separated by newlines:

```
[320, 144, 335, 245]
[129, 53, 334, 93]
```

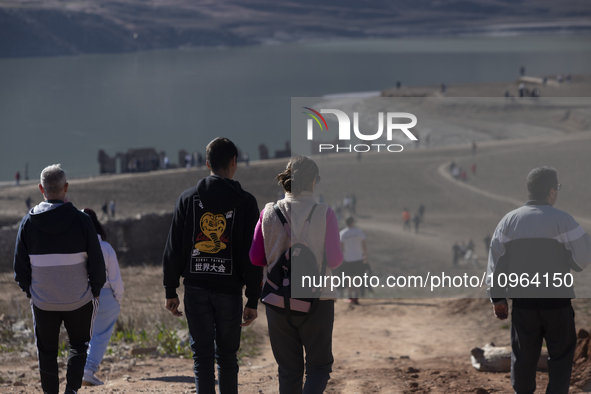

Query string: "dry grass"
[0, 267, 260, 361]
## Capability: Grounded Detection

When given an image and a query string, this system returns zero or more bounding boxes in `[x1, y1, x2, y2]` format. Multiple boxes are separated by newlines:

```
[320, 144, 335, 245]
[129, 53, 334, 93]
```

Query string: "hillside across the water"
[1, 0, 590, 57]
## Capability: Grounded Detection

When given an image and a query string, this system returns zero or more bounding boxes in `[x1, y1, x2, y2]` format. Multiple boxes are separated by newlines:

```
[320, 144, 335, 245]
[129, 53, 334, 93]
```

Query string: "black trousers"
[32, 300, 98, 394]
[183, 286, 243, 394]
[511, 305, 576, 394]
[266, 300, 334, 394]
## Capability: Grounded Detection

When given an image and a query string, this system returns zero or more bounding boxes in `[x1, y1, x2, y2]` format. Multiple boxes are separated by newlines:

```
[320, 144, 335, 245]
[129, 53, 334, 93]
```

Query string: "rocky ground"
[3, 284, 591, 393]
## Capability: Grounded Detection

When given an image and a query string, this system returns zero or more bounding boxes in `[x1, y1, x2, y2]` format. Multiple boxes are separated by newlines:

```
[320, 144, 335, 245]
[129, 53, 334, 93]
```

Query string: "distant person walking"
[101, 202, 109, 221]
[520, 66, 525, 76]
[109, 200, 116, 218]
[81, 209, 124, 387]
[340, 217, 368, 304]
[402, 208, 411, 231]
[487, 167, 591, 394]
[452, 242, 461, 267]
[343, 195, 351, 214]
[413, 213, 421, 234]
[25, 196, 32, 211]
[15, 171, 20, 186]
[466, 239, 474, 252]
[418, 203, 425, 221]
[13, 164, 105, 394]
[449, 161, 456, 174]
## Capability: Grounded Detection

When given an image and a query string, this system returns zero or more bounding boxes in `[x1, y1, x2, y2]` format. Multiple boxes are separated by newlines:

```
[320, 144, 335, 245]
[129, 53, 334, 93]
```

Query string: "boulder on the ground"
[471, 343, 548, 372]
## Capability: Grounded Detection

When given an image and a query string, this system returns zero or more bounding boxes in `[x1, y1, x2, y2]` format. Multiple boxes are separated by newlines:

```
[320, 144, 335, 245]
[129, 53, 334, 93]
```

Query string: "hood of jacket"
[196, 175, 247, 212]
[29, 202, 78, 235]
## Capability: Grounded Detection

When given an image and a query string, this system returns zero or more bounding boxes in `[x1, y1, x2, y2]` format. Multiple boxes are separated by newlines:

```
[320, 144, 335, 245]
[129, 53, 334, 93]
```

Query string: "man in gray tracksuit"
[14, 164, 105, 394]
[487, 166, 591, 394]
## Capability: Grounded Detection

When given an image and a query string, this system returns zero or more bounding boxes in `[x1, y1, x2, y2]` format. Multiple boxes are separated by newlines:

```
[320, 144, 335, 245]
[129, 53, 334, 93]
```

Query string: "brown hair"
[276, 156, 319, 196]
[82, 208, 107, 241]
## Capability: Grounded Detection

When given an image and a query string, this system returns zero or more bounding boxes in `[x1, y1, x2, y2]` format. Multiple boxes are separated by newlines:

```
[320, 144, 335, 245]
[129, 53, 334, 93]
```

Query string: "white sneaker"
[82, 370, 104, 386]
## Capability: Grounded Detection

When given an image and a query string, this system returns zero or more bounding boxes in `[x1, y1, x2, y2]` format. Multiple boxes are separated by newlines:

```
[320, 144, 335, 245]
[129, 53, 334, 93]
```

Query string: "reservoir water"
[0, 34, 590, 182]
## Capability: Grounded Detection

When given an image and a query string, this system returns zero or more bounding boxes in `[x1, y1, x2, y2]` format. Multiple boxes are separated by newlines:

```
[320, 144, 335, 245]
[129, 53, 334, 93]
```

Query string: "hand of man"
[493, 302, 508, 320]
[241, 307, 258, 327]
[165, 297, 183, 317]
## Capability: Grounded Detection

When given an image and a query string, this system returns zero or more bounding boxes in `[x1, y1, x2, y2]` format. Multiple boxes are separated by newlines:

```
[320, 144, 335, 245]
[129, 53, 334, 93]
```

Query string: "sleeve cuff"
[492, 298, 508, 305]
[165, 287, 179, 299]
[246, 297, 259, 310]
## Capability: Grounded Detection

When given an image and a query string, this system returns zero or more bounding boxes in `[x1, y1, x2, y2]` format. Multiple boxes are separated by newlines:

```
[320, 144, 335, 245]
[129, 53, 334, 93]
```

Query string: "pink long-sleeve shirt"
[249, 207, 343, 269]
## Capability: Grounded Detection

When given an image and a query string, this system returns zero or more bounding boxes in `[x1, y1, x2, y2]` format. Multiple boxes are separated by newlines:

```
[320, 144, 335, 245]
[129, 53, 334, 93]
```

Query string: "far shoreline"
[2, 71, 589, 185]
[1, 28, 591, 60]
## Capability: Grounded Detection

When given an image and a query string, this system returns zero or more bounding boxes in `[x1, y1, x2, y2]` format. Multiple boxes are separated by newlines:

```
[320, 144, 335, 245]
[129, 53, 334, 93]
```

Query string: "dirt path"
[435, 135, 591, 228]
[3, 295, 578, 393]
[0, 297, 513, 394]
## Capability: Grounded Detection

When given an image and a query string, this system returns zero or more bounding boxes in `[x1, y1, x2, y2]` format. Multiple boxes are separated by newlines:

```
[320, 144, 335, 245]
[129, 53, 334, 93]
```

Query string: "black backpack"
[260, 203, 327, 326]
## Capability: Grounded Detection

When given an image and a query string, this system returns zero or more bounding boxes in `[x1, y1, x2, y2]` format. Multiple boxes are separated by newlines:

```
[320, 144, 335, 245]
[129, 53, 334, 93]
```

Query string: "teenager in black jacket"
[163, 137, 262, 394]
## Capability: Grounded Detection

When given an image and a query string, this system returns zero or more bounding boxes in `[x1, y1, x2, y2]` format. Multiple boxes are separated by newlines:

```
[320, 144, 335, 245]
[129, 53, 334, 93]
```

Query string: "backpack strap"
[273, 204, 291, 238]
[296, 204, 326, 327]
[273, 203, 318, 243]
[298, 204, 318, 242]
[272, 204, 297, 327]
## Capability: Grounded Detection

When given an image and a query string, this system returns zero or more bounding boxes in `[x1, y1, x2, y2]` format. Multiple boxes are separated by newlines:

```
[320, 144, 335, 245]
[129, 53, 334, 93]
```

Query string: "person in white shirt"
[80, 208, 124, 386]
[340, 217, 368, 304]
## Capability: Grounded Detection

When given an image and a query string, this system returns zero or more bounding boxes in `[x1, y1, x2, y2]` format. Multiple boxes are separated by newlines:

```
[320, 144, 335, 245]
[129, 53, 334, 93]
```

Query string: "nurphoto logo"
[303, 107, 418, 153]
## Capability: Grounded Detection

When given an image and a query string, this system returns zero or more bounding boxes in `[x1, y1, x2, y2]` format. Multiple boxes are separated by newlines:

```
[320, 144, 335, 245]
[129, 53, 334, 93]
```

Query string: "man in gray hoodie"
[14, 164, 105, 394]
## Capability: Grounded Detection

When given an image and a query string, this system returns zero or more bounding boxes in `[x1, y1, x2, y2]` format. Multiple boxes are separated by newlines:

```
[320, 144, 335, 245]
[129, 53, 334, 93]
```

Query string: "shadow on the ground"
[358, 300, 438, 307]
[141, 375, 195, 383]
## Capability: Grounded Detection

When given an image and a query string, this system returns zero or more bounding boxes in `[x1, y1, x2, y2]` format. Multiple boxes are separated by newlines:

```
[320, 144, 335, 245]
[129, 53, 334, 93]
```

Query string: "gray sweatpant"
[511, 305, 576, 394]
[265, 300, 334, 394]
